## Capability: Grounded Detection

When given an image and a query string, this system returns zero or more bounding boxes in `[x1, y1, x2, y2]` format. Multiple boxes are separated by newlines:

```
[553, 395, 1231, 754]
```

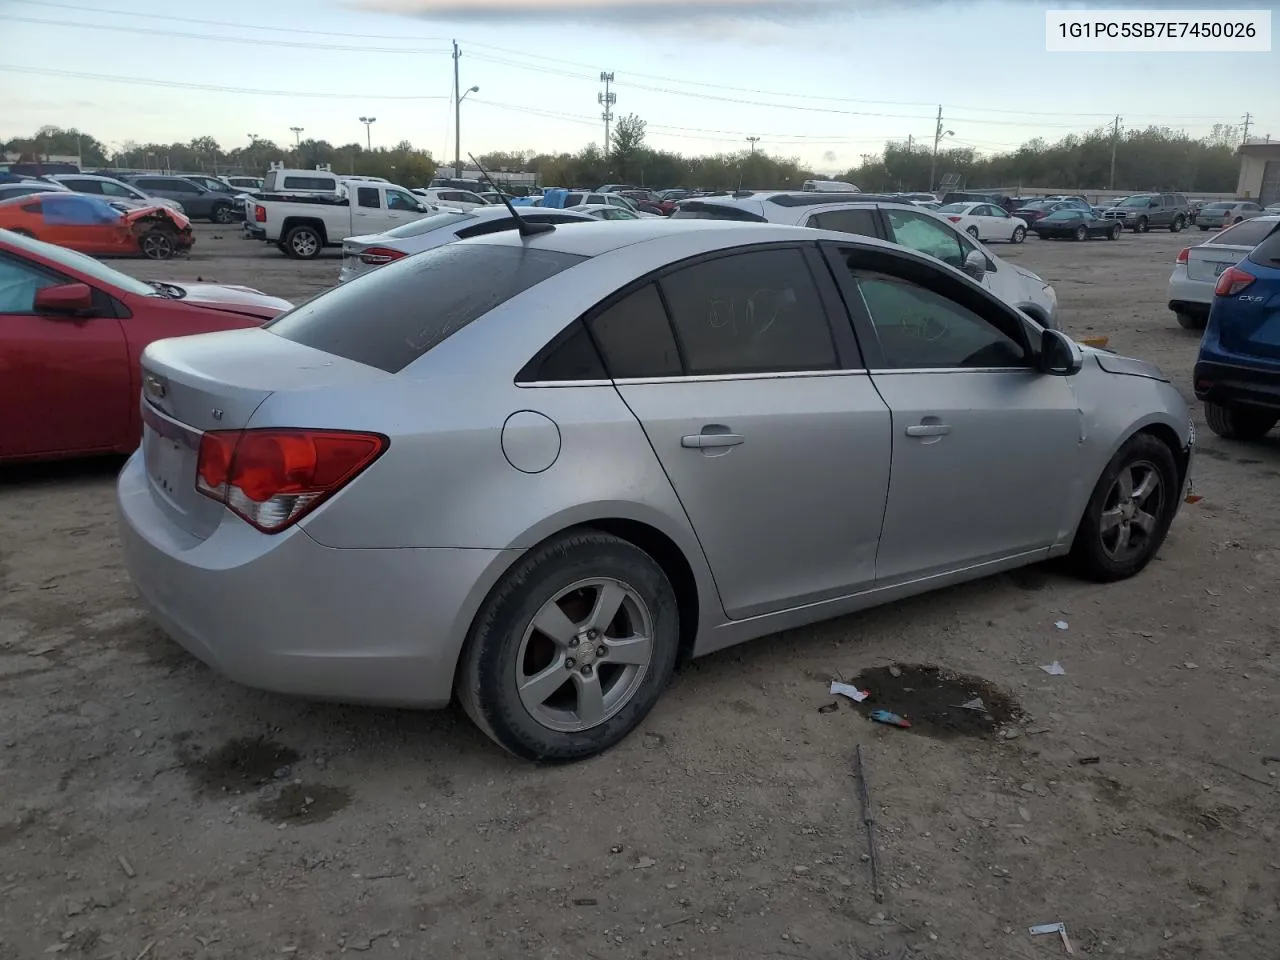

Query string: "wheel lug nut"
[582, 665, 593, 677]
[587, 629, 598, 640]
[597, 645, 607, 658]
[569, 637, 579, 648]
[565, 658, 576, 670]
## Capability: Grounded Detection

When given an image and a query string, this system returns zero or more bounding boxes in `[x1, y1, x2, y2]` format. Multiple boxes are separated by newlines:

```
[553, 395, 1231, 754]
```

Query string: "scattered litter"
[1040, 662, 1067, 676]
[572, 897, 598, 906]
[888, 665, 902, 678]
[116, 855, 137, 879]
[1080, 335, 1109, 348]
[1029, 921, 1074, 954]
[1054, 621, 1069, 631]
[854, 744, 884, 903]
[957, 697, 986, 712]
[1185, 494, 1203, 504]
[634, 856, 656, 869]
[843, 665, 1023, 739]
[817, 702, 839, 714]
[831, 681, 869, 703]
[1001, 727, 1022, 741]
[1077, 756, 1101, 765]
[1183, 662, 1199, 670]
[869, 710, 911, 729]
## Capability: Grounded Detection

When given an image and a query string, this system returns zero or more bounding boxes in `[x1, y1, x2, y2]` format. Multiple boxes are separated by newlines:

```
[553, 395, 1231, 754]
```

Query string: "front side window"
[386, 190, 419, 211]
[267, 244, 586, 374]
[885, 209, 965, 269]
[853, 271, 1026, 370]
[658, 248, 837, 376]
[170, 181, 202, 195]
[0, 253, 58, 314]
[98, 181, 138, 198]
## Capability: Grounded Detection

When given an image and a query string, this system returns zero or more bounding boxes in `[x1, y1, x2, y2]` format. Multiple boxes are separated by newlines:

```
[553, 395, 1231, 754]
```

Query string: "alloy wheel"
[515, 578, 654, 733]
[1098, 460, 1165, 563]
[141, 232, 174, 259]
[292, 232, 319, 257]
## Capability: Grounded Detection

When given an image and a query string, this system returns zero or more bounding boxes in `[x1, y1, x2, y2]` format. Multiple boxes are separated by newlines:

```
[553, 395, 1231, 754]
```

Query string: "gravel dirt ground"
[2, 224, 1278, 960]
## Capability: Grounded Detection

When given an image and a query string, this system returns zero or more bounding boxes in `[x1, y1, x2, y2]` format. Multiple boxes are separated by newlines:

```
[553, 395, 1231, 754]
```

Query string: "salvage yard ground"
[2, 226, 1278, 960]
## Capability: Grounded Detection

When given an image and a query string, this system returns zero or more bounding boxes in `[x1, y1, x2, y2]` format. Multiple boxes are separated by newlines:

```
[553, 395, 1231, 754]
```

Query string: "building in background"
[1237, 141, 1280, 206]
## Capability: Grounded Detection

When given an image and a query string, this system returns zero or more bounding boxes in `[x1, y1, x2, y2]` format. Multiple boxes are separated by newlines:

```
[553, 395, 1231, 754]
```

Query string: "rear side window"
[282, 176, 335, 191]
[1214, 218, 1278, 248]
[671, 201, 767, 223]
[806, 208, 878, 237]
[659, 248, 837, 376]
[357, 187, 380, 208]
[266, 244, 586, 374]
[1245, 222, 1280, 265]
[588, 283, 682, 379]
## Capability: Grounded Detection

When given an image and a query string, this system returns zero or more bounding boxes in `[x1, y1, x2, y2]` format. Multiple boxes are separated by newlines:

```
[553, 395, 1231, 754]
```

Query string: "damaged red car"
[0, 228, 291, 462]
[0, 192, 194, 260]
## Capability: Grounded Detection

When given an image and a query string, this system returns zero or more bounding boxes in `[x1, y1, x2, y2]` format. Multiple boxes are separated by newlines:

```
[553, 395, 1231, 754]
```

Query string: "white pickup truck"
[244, 179, 435, 259]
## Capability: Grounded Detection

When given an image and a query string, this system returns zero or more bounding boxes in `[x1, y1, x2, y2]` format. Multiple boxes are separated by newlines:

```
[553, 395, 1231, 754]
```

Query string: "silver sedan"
[118, 219, 1194, 760]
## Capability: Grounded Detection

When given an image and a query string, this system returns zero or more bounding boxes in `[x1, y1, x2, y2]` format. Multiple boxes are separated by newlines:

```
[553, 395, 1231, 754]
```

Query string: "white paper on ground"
[1040, 661, 1067, 676]
[1055, 621, 1069, 631]
[830, 681, 869, 702]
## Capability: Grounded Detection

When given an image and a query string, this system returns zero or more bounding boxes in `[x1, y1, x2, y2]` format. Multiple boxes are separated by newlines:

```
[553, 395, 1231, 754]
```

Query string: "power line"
[0, 64, 450, 99]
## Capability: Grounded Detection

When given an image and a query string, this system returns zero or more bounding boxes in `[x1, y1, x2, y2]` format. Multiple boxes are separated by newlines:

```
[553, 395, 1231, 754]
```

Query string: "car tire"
[211, 203, 234, 224]
[1233, 216, 1244, 224]
[282, 225, 322, 260]
[1174, 311, 1206, 330]
[456, 529, 680, 762]
[1203, 402, 1279, 441]
[966, 225, 980, 239]
[1135, 217, 1149, 233]
[1011, 226, 1025, 244]
[139, 229, 176, 260]
[1068, 432, 1180, 583]
[1170, 216, 1184, 232]
[1074, 225, 1088, 241]
[1109, 225, 1122, 240]
[1199, 226, 1210, 231]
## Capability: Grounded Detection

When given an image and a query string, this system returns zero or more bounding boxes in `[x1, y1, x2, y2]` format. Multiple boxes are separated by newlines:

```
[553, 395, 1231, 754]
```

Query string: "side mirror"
[416, 202, 428, 212]
[34, 282, 94, 316]
[1040, 329, 1083, 376]
[962, 249, 987, 281]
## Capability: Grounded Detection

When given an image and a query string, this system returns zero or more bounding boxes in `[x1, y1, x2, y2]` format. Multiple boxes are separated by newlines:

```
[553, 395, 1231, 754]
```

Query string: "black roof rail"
[766, 192, 908, 208]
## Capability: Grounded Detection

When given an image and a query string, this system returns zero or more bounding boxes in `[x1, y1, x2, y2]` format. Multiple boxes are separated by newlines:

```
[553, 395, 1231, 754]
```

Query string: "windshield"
[381, 211, 471, 239]
[1043, 210, 1080, 221]
[1, 227, 156, 296]
[1120, 195, 1155, 207]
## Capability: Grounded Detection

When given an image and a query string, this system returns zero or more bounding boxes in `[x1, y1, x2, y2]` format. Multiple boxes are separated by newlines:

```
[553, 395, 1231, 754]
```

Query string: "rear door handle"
[905, 423, 951, 437]
[682, 431, 745, 449]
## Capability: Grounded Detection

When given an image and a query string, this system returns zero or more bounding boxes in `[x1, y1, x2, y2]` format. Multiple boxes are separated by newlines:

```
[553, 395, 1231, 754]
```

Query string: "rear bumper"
[117, 451, 516, 708]
[244, 224, 267, 240]
[1193, 359, 1280, 411]
[1167, 265, 1212, 310]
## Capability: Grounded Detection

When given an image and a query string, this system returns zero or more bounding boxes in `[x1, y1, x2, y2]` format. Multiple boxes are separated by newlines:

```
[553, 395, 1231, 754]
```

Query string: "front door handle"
[682, 429, 745, 449]
[905, 423, 951, 437]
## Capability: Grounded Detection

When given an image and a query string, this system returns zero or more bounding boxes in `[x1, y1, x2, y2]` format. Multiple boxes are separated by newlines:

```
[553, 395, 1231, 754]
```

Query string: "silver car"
[1168, 215, 1280, 329]
[47, 173, 187, 215]
[1196, 200, 1265, 230]
[118, 220, 1194, 760]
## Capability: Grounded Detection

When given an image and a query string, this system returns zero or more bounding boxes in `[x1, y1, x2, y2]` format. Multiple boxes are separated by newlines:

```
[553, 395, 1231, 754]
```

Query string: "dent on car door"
[597, 246, 892, 619]
[0, 252, 129, 458]
[822, 243, 1081, 584]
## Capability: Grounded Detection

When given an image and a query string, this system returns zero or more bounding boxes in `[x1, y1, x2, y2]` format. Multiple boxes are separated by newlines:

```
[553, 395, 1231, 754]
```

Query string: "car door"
[382, 187, 425, 228]
[0, 250, 130, 458]
[600, 245, 892, 619]
[352, 186, 388, 231]
[821, 242, 1081, 583]
[982, 204, 1016, 240]
[37, 195, 121, 254]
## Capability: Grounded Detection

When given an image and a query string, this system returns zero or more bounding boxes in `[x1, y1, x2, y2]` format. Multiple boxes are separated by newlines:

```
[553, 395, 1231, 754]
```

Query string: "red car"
[0, 228, 292, 462]
[0, 192, 194, 260]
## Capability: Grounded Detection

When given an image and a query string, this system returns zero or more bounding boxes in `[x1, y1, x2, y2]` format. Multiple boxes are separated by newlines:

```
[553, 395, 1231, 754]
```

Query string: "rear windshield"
[671, 201, 767, 223]
[266, 243, 586, 373]
[1216, 217, 1279, 249]
[382, 211, 471, 239]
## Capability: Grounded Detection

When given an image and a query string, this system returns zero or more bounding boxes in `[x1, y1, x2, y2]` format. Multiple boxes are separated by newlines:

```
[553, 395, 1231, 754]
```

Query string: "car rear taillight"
[947, 216, 962, 223]
[1215, 265, 1255, 297]
[1175, 247, 1190, 264]
[196, 429, 388, 533]
[254, 204, 266, 222]
[358, 246, 407, 266]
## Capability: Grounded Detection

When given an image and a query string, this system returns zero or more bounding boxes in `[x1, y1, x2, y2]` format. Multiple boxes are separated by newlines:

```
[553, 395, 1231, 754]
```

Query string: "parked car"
[338, 207, 594, 283]
[566, 205, 647, 221]
[597, 183, 638, 194]
[1193, 219, 1280, 440]
[1266, 202, 1280, 214]
[0, 193, 193, 259]
[119, 174, 240, 224]
[0, 229, 289, 462]
[1196, 200, 1266, 231]
[247, 181, 434, 259]
[671, 191, 1059, 329]
[1097, 193, 1191, 233]
[414, 187, 489, 211]
[936, 202, 1028, 243]
[1011, 200, 1063, 228]
[47, 173, 186, 214]
[803, 179, 860, 193]
[179, 174, 244, 199]
[117, 219, 1193, 760]
[1167, 216, 1279, 330]
[941, 191, 1015, 212]
[1030, 209, 1124, 241]
[0, 180, 70, 202]
[223, 176, 264, 196]
[544, 191, 644, 215]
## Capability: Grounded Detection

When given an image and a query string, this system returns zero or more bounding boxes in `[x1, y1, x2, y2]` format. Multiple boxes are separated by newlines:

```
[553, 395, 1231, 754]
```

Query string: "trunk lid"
[1187, 244, 1250, 282]
[138, 328, 391, 539]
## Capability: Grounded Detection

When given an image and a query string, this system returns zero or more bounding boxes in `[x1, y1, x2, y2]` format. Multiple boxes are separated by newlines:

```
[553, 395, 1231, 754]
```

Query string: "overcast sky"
[2, 0, 1276, 171]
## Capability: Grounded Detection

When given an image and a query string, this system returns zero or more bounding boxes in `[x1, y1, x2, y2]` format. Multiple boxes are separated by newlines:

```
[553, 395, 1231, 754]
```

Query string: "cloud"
[346, 0, 847, 26]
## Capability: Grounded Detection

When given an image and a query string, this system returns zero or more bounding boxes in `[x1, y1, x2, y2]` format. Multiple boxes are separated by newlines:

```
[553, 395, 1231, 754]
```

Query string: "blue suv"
[1194, 216, 1280, 440]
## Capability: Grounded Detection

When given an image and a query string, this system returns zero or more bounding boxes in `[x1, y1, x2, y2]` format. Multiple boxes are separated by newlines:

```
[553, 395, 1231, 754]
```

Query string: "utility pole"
[598, 72, 616, 155]
[453, 40, 462, 176]
[906, 134, 913, 152]
[290, 126, 304, 146]
[929, 106, 953, 192]
[1108, 115, 1122, 190]
[1241, 112, 1252, 145]
[746, 136, 760, 154]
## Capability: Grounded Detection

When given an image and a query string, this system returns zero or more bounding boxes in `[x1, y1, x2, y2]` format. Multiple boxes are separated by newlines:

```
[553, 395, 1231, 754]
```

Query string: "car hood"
[161, 282, 292, 318]
[122, 205, 191, 228]
[1081, 346, 1169, 382]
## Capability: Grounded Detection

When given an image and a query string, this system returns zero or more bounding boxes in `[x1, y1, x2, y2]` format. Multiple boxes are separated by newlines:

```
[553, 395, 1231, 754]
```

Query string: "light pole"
[455, 85, 478, 178]
[746, 136, 760, 155]
[359, 117, 376, 151]
[290, 126, 304, 146]
[929, 106, 953, 192]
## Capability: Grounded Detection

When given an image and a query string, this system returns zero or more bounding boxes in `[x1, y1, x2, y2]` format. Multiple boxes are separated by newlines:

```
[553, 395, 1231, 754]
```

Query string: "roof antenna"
[469, 152, 554, 238]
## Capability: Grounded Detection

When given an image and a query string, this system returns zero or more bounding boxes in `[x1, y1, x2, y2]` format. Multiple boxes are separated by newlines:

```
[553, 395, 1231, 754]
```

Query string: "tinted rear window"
[267, 244, 586, 373]
[671, 201, 767, 223]
[1213, 218, 1278, 249]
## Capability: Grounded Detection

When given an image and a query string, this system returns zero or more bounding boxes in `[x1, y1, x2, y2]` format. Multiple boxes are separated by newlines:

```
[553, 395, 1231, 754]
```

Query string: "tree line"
[4, 118, 1244, 194]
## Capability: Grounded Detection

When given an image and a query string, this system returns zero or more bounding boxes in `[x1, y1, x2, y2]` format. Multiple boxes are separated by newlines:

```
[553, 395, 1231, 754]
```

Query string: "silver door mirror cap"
[962, 249, 987, 280]
[1040, 329, 1083, 376]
